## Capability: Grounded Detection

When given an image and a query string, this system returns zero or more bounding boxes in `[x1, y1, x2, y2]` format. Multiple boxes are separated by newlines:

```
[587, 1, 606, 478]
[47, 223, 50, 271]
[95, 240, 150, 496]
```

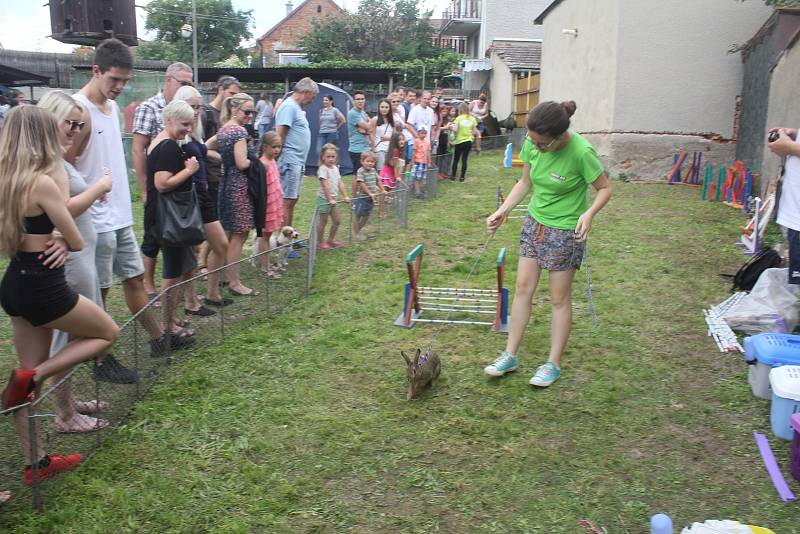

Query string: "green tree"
[299, 0, 445, 63]
[136, 0, 253, 64]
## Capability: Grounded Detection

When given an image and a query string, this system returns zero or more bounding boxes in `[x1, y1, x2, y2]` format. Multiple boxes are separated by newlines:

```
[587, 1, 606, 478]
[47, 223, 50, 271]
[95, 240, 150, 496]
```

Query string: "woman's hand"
[40, 236, 69, 268]
[575, 212, 593, 242]
[185, 156, 200, 174]
[486, 209, 507, 235]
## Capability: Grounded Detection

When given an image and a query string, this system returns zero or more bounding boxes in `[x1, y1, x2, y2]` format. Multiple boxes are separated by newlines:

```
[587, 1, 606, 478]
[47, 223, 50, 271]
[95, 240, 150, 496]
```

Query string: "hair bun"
[561, 100, 577, 118]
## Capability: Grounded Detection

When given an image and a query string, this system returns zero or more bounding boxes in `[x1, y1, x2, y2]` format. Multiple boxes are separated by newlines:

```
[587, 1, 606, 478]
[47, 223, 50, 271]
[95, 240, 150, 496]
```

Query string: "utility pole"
[191, 0, 198, 84]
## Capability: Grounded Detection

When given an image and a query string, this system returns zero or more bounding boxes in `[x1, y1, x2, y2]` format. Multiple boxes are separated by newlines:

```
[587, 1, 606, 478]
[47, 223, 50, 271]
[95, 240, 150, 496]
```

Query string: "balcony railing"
[441, 0, 482, 20]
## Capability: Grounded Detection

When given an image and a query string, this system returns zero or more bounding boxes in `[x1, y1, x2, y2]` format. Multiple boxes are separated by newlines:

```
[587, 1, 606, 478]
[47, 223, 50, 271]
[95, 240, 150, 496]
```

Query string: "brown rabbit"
[402, 348, 441, 400]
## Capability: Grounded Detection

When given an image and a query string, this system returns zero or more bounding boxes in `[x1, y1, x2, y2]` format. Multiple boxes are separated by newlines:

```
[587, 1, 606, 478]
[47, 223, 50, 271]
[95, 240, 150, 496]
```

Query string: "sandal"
[229, 287, 260, 297]
[150, 329, 196, 357]
[54, 414, 109, 434]
[184, 306, 216, 317]
[74, 399, 109, 415]
[205, 297, 234, 307]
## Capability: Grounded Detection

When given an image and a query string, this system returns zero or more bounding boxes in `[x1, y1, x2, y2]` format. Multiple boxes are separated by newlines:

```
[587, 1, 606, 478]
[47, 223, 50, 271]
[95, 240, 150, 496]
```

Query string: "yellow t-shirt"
[453, 114, 477, 145]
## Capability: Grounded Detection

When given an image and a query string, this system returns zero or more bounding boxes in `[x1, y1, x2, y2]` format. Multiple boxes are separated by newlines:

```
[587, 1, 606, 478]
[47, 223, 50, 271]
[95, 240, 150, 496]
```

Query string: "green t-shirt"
[453, 114, 477, 145]
[519, 132, 604, 230]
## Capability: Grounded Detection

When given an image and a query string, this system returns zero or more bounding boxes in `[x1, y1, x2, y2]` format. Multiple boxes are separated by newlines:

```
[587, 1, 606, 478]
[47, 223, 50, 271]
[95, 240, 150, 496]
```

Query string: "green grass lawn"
[2, 149, 798, 533]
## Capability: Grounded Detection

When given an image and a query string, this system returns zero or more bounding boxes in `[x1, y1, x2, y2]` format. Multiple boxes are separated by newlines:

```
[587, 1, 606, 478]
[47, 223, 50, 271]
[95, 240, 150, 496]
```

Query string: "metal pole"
[191, 0, 199, 84]
[422, 63, 426, 91]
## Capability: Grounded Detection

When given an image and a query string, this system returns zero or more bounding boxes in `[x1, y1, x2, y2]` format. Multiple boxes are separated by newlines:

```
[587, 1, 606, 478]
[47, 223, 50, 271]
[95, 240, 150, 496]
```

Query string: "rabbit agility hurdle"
[394, 244, 509, 332]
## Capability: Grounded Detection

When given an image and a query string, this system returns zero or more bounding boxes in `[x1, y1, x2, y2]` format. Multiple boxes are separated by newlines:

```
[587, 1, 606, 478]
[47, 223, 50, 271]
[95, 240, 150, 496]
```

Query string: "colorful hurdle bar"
[394, 244, 509, 333]
[496, 187, 528, 220]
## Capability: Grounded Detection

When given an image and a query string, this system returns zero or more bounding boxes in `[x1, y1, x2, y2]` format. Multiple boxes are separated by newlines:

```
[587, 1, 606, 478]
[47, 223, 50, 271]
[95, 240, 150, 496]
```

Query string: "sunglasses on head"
[64, 119, 85, 132]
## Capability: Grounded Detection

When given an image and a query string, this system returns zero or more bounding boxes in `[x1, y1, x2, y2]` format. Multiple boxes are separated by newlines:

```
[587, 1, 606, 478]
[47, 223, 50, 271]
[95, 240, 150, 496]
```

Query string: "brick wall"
[258, 0, 343, 65]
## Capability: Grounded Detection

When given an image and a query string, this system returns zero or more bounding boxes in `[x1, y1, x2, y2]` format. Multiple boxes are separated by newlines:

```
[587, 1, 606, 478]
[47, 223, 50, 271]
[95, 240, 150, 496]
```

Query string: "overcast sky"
[0, 0, 452, 53]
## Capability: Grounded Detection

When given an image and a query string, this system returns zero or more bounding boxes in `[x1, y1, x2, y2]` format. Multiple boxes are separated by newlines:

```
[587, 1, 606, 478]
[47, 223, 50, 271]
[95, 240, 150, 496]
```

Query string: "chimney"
[286, 1, 293, 16]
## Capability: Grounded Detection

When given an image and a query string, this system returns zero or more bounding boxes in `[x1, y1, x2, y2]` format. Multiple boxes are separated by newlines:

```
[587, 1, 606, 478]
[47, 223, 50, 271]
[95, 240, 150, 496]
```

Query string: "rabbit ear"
[401, 351, 411, 366]
[413, 348, 421, 365]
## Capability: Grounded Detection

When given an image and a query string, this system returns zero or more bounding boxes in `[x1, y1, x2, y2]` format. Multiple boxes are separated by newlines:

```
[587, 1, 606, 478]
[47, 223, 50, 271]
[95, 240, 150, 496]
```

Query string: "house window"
[279, 53, 309, 65]
[317, 5, 321, 12]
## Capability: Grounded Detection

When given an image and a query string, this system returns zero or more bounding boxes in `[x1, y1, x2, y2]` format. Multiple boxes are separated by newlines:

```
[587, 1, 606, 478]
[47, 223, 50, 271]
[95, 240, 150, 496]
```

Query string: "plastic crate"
[769, 365, 800, 440]
[744, 334, 800, 400]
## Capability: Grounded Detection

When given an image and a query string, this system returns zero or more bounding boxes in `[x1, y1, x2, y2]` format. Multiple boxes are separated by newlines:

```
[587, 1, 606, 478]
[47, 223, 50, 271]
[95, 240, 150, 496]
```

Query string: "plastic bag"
[722, 268, 800, 334]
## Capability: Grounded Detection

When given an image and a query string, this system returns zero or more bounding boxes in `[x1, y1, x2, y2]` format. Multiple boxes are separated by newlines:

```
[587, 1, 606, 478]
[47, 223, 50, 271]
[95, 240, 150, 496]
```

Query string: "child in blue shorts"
[411, 127, 431, 199]
[353, 151, 384, 240]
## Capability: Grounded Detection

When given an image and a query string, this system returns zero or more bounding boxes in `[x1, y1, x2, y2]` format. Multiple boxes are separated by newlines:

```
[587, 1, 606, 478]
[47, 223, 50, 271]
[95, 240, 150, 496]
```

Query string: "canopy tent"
[282, 82, 355, 175]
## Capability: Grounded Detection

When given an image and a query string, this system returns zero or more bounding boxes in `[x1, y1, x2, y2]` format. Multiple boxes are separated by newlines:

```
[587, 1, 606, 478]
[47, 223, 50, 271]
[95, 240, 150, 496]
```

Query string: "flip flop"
[54, 414, 109, 434]
[184, 306, 216, 317]
[204, 297, 234, 307]
[229, 287, 260, 297]
[74, 399, 109, 415]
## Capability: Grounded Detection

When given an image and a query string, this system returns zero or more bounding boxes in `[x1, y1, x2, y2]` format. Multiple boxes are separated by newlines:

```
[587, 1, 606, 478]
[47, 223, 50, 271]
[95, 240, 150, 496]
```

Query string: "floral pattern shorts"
[519, 214, 585, 270]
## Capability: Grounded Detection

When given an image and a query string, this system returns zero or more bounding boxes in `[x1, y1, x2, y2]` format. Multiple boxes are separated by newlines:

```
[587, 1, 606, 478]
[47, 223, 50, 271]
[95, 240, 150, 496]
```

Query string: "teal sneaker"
[529, 361, 561, 387]
[484, 351, 519, 377]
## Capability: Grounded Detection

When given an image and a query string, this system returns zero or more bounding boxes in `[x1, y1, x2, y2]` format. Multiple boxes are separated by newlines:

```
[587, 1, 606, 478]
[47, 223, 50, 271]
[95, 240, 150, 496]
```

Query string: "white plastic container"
[769, 365, 800, 440]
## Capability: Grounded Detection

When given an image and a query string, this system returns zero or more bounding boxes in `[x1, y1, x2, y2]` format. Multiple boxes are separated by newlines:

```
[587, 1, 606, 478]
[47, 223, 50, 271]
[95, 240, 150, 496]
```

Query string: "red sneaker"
[317, 242, 331, 250]
[327, 239, 343, 248]
[2, 368, 36, 410]
[23, 453, 83, 486]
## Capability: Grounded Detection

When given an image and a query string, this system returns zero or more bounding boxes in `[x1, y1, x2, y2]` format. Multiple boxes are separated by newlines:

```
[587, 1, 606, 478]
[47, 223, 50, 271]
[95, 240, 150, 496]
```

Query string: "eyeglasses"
[533, 135, 560, 151]
[63, 119, 85, 132]
[169, 75, 194, 87]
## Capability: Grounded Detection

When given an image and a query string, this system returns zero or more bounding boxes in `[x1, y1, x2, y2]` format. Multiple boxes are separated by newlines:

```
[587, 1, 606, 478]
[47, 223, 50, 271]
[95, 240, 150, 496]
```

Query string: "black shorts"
[348, 151, 362, 176]
[197, 183, 218, 224]
[1, 252, 80, 326]
[162, 245, 197, 280]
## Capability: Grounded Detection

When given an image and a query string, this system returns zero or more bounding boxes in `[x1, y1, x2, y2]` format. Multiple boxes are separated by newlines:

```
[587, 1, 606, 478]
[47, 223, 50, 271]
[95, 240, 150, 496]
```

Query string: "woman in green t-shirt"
[484, 101, 611, 387]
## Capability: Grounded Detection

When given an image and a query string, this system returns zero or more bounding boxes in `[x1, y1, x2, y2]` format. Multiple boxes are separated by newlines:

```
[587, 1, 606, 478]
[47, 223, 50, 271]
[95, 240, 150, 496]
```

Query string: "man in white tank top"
[770, 126, 800, 285]
[66, 39, 194, 380]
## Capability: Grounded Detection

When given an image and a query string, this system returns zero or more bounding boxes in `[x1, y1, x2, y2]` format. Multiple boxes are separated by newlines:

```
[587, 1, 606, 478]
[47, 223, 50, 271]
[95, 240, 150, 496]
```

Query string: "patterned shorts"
[519, 215, 585, 270]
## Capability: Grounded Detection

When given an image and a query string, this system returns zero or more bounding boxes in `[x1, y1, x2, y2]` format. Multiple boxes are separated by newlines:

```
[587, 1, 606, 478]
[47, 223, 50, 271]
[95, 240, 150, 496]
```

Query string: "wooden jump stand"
[394, 244, 509, 333]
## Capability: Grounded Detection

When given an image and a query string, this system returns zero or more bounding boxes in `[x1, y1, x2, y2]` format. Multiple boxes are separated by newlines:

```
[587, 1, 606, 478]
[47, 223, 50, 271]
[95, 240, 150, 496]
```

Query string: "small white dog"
[269, 225, 299, 271]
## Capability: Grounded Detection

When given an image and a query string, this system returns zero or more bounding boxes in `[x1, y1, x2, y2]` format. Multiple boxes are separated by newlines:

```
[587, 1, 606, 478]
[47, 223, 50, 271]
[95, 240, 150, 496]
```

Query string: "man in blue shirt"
[276, 77, 319, 228]
[347, 90, 370, 174]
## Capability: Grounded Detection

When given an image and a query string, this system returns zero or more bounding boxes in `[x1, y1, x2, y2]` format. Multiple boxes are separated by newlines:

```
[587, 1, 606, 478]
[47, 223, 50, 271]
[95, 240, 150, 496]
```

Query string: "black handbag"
[156, 188, 206, 246]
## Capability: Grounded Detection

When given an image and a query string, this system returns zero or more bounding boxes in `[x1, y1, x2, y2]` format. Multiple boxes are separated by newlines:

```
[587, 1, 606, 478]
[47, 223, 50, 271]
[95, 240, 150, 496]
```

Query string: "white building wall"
[537, 0, 620, 132]
[761, 42, 800, 186]
[613, 0, 773, 137]
[480, 0, 551, 55]
[489, 53, 514, 120]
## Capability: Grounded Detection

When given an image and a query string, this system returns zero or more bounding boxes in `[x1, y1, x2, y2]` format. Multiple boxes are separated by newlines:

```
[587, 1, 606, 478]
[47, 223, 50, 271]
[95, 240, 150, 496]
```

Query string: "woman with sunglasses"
[171, 85, 231, 312]
[0, 106, 119, 484]
[484, 101, 611, 388]
[207, 93, 258, 297]
[38, 90, 114, 434]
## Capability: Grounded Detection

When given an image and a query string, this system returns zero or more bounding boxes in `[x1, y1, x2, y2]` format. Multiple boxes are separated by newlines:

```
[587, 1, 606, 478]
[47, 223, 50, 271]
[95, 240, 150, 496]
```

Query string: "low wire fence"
[0, 143, 483, 512]
[0, 235, 314, 511]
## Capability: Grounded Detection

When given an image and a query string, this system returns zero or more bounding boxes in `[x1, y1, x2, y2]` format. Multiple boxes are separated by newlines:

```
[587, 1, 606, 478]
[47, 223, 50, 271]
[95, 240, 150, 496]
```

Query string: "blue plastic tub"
[769, 366, 800, 440]
[743, 334, 800, 400]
